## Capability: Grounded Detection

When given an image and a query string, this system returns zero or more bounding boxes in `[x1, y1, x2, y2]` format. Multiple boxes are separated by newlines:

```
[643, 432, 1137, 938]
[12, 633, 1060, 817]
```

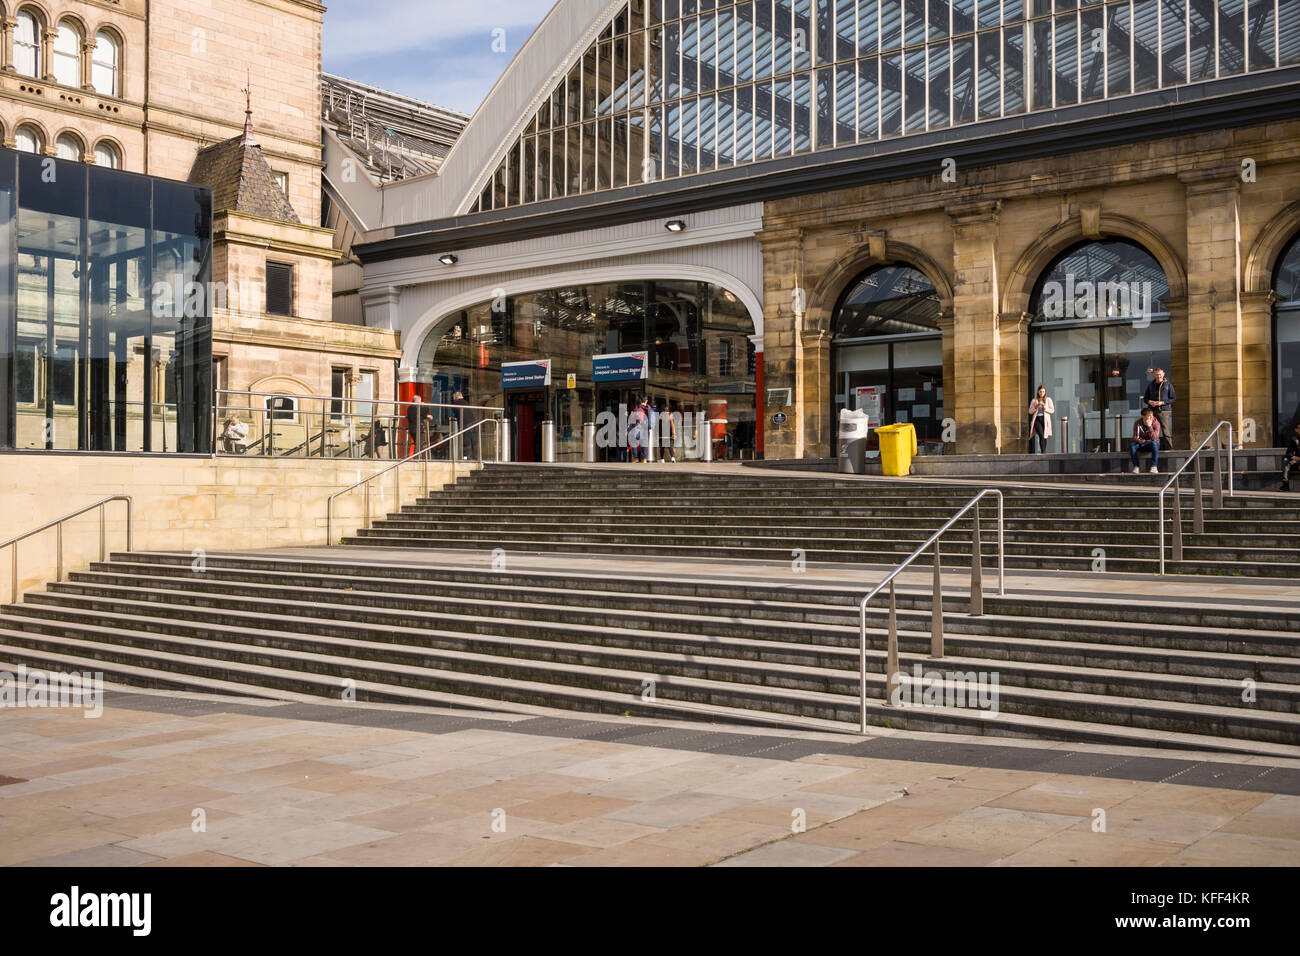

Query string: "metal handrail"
[216, 387, 501, 413]
[1157, 421, 1234, 575]
[856, 489, 1005, 734]
[325, 417, 499, 544]
[2, 495, 133, 604]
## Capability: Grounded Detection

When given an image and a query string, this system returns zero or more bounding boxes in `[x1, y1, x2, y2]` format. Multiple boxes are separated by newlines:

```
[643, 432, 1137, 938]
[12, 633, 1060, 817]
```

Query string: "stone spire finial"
[241, 70, 259, 147]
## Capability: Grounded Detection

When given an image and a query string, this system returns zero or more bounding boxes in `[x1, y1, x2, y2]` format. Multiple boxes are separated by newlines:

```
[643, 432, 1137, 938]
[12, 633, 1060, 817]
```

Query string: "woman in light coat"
[1028, 385, 1054, 454]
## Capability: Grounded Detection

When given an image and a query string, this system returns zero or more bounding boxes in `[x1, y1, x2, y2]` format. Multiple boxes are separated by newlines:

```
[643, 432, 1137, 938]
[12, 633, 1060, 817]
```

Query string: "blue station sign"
[592, 351, 648, 383]
[501, 359, 552, 390]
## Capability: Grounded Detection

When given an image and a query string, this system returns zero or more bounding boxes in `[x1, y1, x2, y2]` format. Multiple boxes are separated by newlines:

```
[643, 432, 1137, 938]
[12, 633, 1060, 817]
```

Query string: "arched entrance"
[1029, 239, 1172, 453]
[831, 264, 943, 454]
[1273, 233, 1300, 444]
[414, 278, 757, 462]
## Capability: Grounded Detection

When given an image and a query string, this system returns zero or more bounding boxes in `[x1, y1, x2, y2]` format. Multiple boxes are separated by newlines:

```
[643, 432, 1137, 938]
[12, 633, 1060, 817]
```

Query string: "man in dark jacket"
[452, 391, 477, 460]
[1142, 368, 1176, 451]
[1282, 422, 1300, 492]
[406, 395, 431, 457]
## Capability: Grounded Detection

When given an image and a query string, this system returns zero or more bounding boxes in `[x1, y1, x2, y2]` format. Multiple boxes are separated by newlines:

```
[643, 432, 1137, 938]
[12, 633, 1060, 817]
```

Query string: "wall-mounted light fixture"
[665, 219, 686, 233]
[439, 253, 459, 265]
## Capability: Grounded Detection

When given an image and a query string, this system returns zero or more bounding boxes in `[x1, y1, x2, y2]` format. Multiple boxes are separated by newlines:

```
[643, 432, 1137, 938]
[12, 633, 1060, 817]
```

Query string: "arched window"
[14, 10, 41, 78]
[831, 264, 944, 450]
[14, 124, 44, 154]
[53, 19, 82, 87]
[91, 31, 119, 96]
[1029, 239, 1172, 453]
[55, 132, 84, 161]
[93, 140, 121, 169]
[1273, 233, 1300, 443]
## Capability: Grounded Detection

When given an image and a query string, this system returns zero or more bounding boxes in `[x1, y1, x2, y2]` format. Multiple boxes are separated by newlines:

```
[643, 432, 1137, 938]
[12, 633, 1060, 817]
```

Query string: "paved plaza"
[2, 685, 1298, 867]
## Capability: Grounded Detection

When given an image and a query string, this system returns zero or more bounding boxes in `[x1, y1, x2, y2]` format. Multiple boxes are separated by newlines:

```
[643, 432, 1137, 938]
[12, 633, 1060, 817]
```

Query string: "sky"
[322, 0, 553, 117]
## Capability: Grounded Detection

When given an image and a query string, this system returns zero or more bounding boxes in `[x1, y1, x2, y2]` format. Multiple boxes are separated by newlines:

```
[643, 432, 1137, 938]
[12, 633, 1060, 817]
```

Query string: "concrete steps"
[339, 465, 1300, 577]
[2, 550, 1297, 756]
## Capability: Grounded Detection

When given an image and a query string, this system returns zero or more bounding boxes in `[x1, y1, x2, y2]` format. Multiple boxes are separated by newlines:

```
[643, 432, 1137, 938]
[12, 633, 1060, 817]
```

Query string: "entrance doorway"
[507, 390, 546, 462]
[596, 386, 642, 461]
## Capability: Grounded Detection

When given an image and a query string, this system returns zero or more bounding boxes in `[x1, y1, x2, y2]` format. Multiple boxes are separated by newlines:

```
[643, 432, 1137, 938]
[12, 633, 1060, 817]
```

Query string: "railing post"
[1193, 451, 1205, 534]
[363, 481, 371, 532]
[886, 580, 899, 706]
[321, 400, 328, 458]
[1158, 492, 1166, 575]
[996, 492, 1005, 596]
[969, 502, 983, 616]
[931, 541, 944, 659]
[56, 522, 63, 583]
[1212, 433, 1224, 510]
[1171, 476, 1184, 563]
[99, 505, 106, 563]
[125, 498, 133, 553]
[1227, 424, 1234, 497]
[11, 542, 17, 604]
[859, 600, 868, 733]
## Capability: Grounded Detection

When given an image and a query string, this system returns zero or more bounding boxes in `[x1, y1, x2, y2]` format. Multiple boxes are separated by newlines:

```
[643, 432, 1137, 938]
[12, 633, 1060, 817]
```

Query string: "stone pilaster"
[1180, 169, 1245, 446]
[758, 231, 802, 459]
[1240, 290, 1277, 445]
[1, 19, 15, 73]
[360, 285, 401, 332]
[947, 200, 1003, 454]
[799, 329, 831, 457]
[998, 311, 1033, 450]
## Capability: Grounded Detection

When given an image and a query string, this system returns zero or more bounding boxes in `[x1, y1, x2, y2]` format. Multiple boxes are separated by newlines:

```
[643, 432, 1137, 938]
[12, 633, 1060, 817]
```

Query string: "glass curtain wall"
[416, 279, 756, 461]
[0, 149, 212, 453]
[471, 0, 1300, 213]
[1028, 239, 1170, 453]
[831, 263, 943, 453]
[1275, 232, 1300, 443]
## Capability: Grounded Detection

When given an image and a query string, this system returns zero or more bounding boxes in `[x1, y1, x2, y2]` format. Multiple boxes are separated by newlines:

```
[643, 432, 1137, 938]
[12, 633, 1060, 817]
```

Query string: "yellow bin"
[876, 422, 918, 476]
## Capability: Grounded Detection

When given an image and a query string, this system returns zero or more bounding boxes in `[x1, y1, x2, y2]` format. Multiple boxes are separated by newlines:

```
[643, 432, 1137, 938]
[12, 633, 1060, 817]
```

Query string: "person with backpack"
[1130, 406, 1162, 474]
[1143, 368, 1176, 450]
[1281, 421, 1300, 492]
[627, 397, 651, 463]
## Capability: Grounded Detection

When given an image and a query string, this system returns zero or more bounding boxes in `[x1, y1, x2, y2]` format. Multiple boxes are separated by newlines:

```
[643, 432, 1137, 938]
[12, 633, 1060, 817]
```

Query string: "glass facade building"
[417, 280, 756, 461]
[470, 0, 1300, 213]
[0, 150, 212, 453]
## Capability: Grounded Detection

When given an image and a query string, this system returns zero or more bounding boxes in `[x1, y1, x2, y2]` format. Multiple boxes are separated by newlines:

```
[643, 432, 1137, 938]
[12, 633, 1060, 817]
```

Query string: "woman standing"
[1028, 385, 1054, 454]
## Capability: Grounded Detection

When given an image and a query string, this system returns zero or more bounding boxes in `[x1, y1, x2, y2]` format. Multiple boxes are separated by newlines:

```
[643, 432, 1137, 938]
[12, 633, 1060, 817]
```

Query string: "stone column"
[41, 28, 56, 83]
[947, 200, 1003, 454]
[1180, 169, 1245, 447]
[998, 311, 1033, 452]
[1239, 290, 1276, 446]
[758, 233, 801, 460]
[0, 19, 16, 73]
[81, 37, 95, 91]
[800, 328, 831, 458]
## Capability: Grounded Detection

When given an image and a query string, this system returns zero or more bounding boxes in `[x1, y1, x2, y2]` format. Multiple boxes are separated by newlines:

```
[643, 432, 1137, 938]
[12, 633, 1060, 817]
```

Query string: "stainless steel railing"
[325, 417, 500, 545]
[1158, 421, 1234, 575]
[214, 388, 502, 461]
[2, 495, 133, 604]
[856, 489, 1005, 734]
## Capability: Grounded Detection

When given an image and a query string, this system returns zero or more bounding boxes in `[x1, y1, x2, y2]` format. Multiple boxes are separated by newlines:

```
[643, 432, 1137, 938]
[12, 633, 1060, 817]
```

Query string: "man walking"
[1143, 367, 1176, 450]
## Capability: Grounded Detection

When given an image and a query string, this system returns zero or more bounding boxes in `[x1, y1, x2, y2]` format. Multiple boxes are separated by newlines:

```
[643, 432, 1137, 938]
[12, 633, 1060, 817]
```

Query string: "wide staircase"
[345, 464, 1300, 577]
[1, 464, 1297, 756]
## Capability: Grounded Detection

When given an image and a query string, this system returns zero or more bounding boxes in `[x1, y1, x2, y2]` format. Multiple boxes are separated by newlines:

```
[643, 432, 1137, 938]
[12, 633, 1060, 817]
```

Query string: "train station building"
[333, 0, 1300, 460]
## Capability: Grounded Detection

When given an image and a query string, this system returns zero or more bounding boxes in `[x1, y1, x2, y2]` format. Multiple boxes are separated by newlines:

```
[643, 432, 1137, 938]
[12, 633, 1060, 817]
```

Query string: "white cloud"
[324, 0, 550, 61]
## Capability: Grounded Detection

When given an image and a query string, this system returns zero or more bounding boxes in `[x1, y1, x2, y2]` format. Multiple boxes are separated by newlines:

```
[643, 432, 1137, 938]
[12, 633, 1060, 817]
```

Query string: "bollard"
[583, 422, 596, 462]
[1061, 417, 1070, 454]
[700, 417, 713, 463]
[1113, 414, 1122, 454]
[541, 420, 556, 463]
[498, 419, 511, 463]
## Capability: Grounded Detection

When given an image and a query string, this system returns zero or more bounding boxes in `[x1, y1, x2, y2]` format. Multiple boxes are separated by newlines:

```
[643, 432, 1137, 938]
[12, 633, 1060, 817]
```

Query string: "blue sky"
[323, 0, 552, 117]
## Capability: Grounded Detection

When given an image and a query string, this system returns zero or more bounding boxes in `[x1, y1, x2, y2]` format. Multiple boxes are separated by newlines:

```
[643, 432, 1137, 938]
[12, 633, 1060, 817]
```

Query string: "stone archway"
[1245, 202, 1300, 443]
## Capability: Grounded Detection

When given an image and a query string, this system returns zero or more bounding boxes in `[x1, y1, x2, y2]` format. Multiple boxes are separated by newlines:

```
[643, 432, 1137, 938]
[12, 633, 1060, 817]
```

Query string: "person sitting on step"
[1130, 407, 1161, 474]
[1281, 421, 1300, 492]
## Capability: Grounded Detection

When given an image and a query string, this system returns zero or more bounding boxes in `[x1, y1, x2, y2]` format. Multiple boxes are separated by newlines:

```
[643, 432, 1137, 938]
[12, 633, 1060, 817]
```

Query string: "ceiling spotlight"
[439, 253, 459, 265]
[665, 219, 686, 233]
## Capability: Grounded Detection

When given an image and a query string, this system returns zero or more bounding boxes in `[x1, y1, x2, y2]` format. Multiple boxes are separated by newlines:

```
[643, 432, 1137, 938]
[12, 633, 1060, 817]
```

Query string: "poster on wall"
[854, 385, 885, 425]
